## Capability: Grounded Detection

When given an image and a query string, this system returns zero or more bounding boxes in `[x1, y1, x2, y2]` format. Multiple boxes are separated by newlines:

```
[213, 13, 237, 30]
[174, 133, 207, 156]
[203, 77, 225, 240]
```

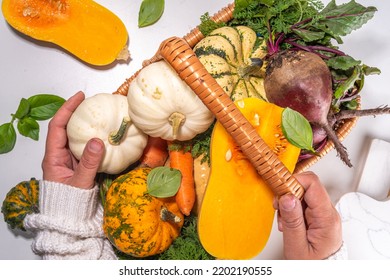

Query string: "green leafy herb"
[0, 123, 17, 154]
[0, 94, 65, 154]
[138, 0, 165, 28]
[326, 55, 361, 71]
[198, 13, 226, 37]
[17, 117, 39, 140]
[27, 94, 66, 120]
[229, 0, 379, 112]
[158, 215, 214, 260]
[230, 0, 323, 41]
[282, 108, 315, 153]
[314, 0, 377, 43]
[147, 166, 181, 198]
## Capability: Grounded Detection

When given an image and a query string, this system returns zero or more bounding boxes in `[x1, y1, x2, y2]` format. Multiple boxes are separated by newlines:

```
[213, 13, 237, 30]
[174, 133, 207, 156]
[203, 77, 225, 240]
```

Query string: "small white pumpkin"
[127, 61, 215, 141]
[67, 93, 148, 174]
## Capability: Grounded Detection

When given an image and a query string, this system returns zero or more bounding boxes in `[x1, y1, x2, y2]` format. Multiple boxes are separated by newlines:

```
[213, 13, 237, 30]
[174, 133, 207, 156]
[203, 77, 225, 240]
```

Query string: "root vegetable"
[139, 137, 168, 168]
[264, 50, 353, 166]
[264, 50, 390, 166]
[168, 142, 195, 216]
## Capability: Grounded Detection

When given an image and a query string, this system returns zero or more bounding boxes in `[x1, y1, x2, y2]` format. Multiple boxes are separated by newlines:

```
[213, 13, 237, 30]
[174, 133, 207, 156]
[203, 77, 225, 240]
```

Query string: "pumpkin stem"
[238, 58, 264, 79]
[109, 116, 131, 145]
[160, 207, 181, 224]
[168, 112, 186, 140]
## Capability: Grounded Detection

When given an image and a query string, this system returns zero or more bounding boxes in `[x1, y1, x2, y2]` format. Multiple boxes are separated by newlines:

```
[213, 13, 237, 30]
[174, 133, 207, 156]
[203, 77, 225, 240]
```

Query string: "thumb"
[72, 138, 105, 189]
[278, 194, 309, 259]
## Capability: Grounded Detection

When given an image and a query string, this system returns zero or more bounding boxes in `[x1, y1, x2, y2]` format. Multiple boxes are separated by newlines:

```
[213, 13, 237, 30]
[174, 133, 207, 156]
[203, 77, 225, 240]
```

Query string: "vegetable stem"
[160, 207, 182, 223]
[168, 112, 186, 140]
[238, 58, 263, 78]
[109, 116, 130, 145]
[285, 39, 346, 59]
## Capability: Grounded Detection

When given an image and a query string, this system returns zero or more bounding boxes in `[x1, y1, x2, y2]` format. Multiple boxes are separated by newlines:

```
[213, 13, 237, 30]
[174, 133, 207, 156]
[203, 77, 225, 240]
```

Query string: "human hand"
[274, 171, 343, 260]
[41, 91, 105, 189]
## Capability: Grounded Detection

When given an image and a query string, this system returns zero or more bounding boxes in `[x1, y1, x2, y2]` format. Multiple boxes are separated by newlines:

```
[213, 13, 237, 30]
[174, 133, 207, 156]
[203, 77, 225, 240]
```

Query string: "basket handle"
[148, 37, 305, 200]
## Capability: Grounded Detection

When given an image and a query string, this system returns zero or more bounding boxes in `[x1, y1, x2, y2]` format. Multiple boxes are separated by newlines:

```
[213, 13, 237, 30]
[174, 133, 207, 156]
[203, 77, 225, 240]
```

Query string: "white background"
[1, 0, 389, 260]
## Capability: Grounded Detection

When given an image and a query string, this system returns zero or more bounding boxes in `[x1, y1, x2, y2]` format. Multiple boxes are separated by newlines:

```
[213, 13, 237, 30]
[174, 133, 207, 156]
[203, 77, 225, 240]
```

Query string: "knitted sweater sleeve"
[23, 180, 117, 260]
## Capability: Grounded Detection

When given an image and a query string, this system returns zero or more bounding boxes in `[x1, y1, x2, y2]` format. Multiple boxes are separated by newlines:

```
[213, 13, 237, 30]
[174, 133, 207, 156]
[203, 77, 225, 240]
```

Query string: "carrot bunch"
[139, 136, 169, 168]
[139, 137, 196, 216]
[168, 142, 195, 216]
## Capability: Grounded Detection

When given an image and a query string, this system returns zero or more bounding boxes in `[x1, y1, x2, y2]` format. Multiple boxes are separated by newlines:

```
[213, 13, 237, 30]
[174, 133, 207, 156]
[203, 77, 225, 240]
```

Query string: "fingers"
[294, 171, 332, 211]
[277, 193, 309, 259]
[276, 171, 340, 259]
[69, 138, 105, 189]
[45, 92, 85, 153]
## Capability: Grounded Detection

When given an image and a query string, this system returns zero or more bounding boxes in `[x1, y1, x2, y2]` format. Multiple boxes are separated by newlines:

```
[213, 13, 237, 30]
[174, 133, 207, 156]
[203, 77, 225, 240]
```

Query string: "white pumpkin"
[67, 93, 148, 174]
[127, 61, 215, 141]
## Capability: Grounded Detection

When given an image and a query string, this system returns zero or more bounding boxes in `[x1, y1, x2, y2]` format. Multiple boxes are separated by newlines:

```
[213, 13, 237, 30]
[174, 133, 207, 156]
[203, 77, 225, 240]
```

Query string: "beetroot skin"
[265, 50, 333, 124]
[264, 50, 352, 166]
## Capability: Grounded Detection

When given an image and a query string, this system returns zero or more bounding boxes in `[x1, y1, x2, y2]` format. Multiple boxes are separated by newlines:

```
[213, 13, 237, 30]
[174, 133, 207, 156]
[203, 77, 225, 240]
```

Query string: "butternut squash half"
[197, 97, 301, 260]
[2, 0, 129, 66]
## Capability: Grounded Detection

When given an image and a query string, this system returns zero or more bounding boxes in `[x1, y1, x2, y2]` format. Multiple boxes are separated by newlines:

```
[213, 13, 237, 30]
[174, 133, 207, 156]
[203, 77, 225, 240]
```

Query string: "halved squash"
[197, 97, 301, 259]
[2, 0, 129, 66]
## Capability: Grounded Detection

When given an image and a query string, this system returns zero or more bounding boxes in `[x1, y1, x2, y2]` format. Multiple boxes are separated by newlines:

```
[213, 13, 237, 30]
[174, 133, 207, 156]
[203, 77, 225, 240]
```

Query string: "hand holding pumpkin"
[42, 92, 105, 189]
[274, 171, 343, 260]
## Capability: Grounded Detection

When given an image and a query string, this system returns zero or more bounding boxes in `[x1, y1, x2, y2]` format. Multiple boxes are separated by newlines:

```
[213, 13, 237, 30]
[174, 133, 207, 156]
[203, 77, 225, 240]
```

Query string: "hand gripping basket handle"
[146, 37, 305, 200]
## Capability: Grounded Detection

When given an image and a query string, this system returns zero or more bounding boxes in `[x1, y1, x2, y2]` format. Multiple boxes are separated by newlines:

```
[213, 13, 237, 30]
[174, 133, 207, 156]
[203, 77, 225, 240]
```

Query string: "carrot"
[168, 142, 195, 216]
[139, 137, 168, 168]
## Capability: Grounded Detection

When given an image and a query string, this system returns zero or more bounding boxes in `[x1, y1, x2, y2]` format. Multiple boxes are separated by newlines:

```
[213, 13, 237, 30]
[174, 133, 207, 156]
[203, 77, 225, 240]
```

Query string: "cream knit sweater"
[23, 180, 347, 260]
[23, 181, 117, 260]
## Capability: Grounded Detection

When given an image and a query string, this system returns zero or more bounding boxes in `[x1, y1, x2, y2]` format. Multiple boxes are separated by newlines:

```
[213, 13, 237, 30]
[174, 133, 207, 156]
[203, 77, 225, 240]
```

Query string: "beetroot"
[264, 50, 352, 166]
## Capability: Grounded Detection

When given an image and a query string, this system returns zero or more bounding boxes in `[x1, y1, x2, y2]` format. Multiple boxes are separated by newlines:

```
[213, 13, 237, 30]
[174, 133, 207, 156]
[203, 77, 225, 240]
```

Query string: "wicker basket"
[114, 3, 358, 200]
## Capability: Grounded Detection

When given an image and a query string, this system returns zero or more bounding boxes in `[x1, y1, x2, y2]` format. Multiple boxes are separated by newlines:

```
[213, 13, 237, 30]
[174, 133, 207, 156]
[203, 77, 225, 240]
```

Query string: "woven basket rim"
[114, 2, 359, 176]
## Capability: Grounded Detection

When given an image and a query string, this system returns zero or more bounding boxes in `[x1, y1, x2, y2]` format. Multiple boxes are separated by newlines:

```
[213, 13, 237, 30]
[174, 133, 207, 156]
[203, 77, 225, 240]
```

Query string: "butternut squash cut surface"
[2, 0, 128, 66]
[198, 97, 301, 259]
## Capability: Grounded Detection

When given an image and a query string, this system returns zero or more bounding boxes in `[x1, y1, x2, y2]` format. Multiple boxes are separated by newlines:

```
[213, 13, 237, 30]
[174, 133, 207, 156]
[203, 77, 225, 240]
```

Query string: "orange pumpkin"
[103, 167, 184, 257]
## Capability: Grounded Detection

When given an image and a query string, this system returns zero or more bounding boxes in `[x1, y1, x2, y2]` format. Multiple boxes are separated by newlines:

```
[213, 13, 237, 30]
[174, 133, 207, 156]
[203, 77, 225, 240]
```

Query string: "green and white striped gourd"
[193, 26, 267, 101]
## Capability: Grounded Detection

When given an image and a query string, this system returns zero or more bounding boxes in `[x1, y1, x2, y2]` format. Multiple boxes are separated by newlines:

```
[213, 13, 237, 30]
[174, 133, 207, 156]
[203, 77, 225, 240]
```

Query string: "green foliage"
[198, 13, 226, 36]
[158, 215, 214, 260]
[147, 166, 181, 198]
[0, 94, 65, 154]
[230, 0, 322, 38]
[282, 108, 315, 153]
[229, 0, 379, 111]
[138, 0, 165, 28]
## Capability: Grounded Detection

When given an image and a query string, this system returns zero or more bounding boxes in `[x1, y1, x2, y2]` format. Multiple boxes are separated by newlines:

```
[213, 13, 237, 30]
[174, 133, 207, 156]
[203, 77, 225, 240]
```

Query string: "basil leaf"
[138, 0, 165, 28]
[27, 94, 65, 121]
[0, 123, 17, 154]
[17, 117, 40, 141]
[147, 166, 181, 198]
[14, 98, 30, 119]
[281, 108, 315, 153]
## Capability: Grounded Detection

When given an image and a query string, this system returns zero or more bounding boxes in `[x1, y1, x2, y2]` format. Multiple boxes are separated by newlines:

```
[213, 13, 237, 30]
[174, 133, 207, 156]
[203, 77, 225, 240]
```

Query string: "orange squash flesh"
[198, 97, 301, 260]
[2, 0, 128, 66]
